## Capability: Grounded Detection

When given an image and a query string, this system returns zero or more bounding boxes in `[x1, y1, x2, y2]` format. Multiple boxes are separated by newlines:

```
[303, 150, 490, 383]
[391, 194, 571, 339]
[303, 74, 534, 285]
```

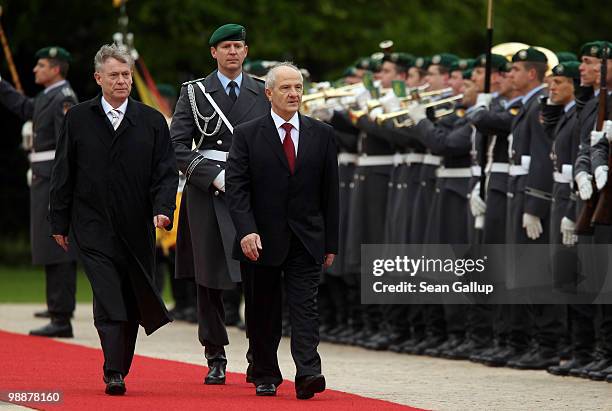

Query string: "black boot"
[204, 346, 227, 385]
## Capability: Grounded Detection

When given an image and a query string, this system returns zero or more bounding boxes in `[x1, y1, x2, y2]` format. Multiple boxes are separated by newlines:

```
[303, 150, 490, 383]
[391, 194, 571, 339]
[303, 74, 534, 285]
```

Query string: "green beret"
[368, 53, 384, 72]
[556, 51, 578, 63]
[463, 68, 474, 80]
[551, 61, 580, 80]
[244, 59, 278, 76]
[342, 66, 359, 78]
[512, 47, 547, 63]
[35, 46, 71, 63]
[385, 52, 415, 69]
[579, 41, 612, 59]
[430, 53, 459, 69]
[450, 58, 475, 73]
[156, 83, 177, 98]
[414, 56, 431, 70]
[474, 53, 512, 72]
[209, 24, 246, 47]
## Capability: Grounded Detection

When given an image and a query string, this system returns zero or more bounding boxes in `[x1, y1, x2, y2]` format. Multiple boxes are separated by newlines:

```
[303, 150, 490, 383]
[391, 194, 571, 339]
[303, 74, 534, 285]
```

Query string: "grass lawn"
[0, 265, 174, 304]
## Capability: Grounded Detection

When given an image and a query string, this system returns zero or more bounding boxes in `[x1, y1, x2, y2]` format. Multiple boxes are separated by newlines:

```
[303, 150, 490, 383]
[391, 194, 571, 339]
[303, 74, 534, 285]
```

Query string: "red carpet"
[0, 330, 423, 410]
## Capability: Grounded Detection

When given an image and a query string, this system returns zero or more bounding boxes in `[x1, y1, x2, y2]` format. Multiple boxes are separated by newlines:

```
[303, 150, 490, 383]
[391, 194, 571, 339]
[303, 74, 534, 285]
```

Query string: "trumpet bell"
[492, 42, 529, 61]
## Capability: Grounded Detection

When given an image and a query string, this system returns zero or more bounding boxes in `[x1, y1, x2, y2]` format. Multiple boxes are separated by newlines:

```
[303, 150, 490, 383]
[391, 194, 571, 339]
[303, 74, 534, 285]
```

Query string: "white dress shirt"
[101, 96, 128, 129]
[271, 109, 300, 155]
[44, 79, 67, 94]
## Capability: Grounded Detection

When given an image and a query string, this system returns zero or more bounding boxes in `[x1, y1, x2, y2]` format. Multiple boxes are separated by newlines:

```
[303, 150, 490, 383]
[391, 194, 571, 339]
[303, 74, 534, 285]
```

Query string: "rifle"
[591, 46, 611, 225]
[575, 46, 608, 233]
[479, 0, 494, 201]
[0, 6, 23, 93]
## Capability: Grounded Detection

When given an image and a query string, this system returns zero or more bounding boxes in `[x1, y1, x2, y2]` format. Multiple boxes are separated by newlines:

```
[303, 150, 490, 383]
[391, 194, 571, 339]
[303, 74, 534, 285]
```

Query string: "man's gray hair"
[94, 44, 134, 72]
[264, 62, 303, 89]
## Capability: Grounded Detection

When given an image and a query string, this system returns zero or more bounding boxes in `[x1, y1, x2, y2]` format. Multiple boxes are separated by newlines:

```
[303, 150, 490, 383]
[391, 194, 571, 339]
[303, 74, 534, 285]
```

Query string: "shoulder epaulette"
[61, 87, 75, 98]
[182, 77, 206, 86]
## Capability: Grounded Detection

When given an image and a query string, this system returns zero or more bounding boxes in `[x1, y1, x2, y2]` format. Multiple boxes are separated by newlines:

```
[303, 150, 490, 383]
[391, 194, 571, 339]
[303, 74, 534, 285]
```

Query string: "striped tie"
[110, 109, 122, 130]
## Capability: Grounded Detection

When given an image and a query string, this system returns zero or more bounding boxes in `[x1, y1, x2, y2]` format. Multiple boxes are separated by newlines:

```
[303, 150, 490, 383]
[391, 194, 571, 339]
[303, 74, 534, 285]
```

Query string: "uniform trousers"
[45, 261, 77, 320]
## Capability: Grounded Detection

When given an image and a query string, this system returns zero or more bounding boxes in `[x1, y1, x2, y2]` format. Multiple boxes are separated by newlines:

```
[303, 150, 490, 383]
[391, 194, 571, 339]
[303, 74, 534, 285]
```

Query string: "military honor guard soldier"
[170, 23, 269, 385]
[0, 46, 78, 337]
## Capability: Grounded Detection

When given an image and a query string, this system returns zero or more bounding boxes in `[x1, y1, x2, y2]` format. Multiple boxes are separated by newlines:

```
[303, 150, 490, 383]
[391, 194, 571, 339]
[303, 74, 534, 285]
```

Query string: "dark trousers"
[242, 234, 322, 386]
[93, 272, 139, 378]
[196, 285, 229, 364]
[45, 261, 77, 319]
[222, 283, 242, 323]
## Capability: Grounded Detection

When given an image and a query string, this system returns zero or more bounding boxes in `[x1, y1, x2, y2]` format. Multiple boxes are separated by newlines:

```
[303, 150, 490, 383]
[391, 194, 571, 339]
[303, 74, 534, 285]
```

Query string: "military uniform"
[0, 46, 78, 336]
[170, 24, 270, 376]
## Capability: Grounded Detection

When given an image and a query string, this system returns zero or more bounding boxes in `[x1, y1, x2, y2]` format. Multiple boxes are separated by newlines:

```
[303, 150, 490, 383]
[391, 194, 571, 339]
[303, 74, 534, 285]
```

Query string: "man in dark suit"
[226, 63, 339, 399]
[170, 24, 269, 385]
[0, 46, 78, 337]
[49, 44, 178, 395]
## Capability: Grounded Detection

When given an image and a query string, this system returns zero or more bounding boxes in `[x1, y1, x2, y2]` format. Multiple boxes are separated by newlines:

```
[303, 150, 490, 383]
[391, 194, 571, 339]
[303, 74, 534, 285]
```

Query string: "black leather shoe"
[444, 340, 489, 360]
[29, 320, 73, 338]
[548, 357, 593, 376]
[406, 336, 445, 355]
[255, 383, 276, 396]
[472, 344, 505, 363]
[587, 361, 612, 381]
[104, 373, 126, 396]
[34, 310, 51, 318]
[569, 358, 609, 378]
[606, 373, 612, 383]
[364, 332, 408, 351]
[204, 361, 226, 385]
[425, 335, 462, 357]
[295, 374, 325, 400]
[510, 350, 560, 370]
[483, 346, 525, 367]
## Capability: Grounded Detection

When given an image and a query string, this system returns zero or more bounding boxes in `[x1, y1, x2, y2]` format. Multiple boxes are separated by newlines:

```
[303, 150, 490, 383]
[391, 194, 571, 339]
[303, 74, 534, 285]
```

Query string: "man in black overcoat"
[49, 44, 177, 395]
[226, 63, 339, 399]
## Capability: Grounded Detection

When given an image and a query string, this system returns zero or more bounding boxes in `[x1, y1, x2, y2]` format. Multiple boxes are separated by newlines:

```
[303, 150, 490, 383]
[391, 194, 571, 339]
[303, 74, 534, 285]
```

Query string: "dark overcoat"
[49, 96, 178, 335]
[170, 72, 269, 289]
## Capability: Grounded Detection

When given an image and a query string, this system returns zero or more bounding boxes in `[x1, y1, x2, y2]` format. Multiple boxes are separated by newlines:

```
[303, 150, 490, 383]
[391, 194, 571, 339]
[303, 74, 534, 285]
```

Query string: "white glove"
[380, 91, 401, 113]
[475, 93, 493, 110]
[26, 168, 32, 187]
[407, 102, 426, 124]
[212, 169, 225, 192]
[595, 165, 608, 190]
[369, 106, 384, 122]
[591, 130, 605, 147]
[522, 213, 543, 240]
[575, 171, 593, 200]
[21, 120, 33, 151]
[312, 107, 334, 122]
[355, 87, 372, 110]
[474, 215, 485, 230]
[560, 217, 577, 246]
[469, 182, 487, 217]
[604, 120, 612, 142]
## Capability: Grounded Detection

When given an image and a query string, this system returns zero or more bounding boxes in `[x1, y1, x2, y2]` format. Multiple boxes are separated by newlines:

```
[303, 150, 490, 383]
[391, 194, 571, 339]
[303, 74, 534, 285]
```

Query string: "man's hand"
[575, 171, 593, 200]
[407, 102, 426, 125]
[241, 233, 262, 262]
[323, 253, 335, 268]
[522, 213, 543, 240]
[53, 235, 69, 252]
[153, 214, 171, 228]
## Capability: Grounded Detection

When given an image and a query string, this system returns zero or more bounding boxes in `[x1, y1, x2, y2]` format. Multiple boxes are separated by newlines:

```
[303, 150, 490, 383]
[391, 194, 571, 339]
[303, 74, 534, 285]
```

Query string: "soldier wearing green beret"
[0, 46, 78, 338]
[570, 40, 612, 382]
[556, 51, 578, 63]
[407, 56, 430, 88]
[170, 23, 269, 386]
[449, 58, 475, 95]
[426, 53, 459, 93]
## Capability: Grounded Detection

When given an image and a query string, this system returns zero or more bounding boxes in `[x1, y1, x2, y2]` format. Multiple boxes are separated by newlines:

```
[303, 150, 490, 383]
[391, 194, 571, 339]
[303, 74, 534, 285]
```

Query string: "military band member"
[170, 24, 269, 385]
[0, 46, 78, 338]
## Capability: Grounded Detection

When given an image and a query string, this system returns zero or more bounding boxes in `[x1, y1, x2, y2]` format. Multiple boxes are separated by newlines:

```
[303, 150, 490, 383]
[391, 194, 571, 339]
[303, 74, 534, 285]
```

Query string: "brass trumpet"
[376, 94, 464, 126]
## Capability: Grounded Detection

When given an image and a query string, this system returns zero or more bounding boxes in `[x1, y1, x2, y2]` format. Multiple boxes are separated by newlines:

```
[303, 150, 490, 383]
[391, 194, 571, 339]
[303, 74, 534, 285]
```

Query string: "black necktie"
[228, 81, 238, 103]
